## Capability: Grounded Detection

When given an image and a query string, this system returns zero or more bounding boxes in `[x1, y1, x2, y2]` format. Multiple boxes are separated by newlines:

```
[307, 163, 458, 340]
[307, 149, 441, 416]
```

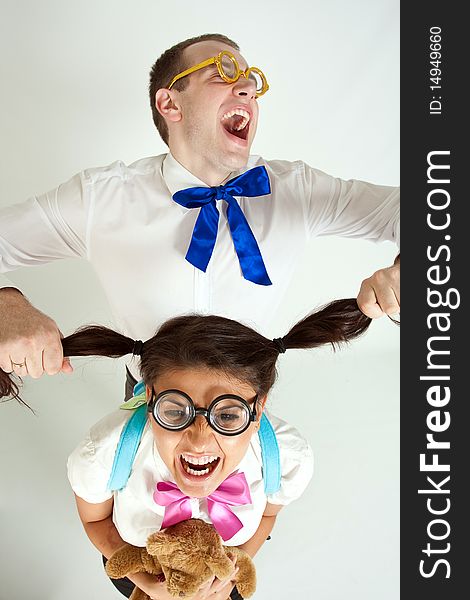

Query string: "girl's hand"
[195, 560, 239, 599]
[128, 572, 173, 600]
[139, 558, 238, 600]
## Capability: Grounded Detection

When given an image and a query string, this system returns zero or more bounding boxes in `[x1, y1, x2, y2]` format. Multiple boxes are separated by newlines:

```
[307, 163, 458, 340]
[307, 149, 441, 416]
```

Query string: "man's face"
[169, 40, 260, 179]
[148, 367, 262, 498]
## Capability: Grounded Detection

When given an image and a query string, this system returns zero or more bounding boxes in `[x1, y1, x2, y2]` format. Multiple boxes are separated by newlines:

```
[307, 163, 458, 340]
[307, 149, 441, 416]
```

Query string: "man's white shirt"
[0, 152, 399, 377]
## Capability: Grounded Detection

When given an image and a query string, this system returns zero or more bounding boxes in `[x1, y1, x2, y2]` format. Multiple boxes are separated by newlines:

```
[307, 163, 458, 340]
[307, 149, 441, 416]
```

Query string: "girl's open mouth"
[179, 454, 221, 477]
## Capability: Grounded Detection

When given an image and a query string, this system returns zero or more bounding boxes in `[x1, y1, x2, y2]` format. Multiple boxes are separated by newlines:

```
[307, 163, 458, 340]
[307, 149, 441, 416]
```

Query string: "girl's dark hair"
[1, 299, 372, 403]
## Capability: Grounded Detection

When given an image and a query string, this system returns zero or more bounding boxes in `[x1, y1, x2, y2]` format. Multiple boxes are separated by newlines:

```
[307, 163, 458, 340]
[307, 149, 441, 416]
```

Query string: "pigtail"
[280, 299, 372, 352]
[1, 325, 140, 403]
[62, 325, 136, 358]
[1, 300, 385, 405]
[0, 372, 23, 406]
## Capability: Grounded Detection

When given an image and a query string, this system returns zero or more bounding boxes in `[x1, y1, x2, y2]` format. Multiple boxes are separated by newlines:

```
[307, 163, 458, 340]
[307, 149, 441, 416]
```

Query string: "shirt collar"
[162, 152, 210, 199]
[161, 152, 261, 213]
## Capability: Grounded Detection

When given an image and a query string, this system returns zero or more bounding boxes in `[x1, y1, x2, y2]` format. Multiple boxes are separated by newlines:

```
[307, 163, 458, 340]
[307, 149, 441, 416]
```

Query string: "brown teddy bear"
[105, 519, 256, 600]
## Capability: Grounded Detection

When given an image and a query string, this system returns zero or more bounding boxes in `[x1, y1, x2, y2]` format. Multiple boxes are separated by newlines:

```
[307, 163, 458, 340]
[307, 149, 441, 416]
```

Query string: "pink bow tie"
[153, 471, 252, 541]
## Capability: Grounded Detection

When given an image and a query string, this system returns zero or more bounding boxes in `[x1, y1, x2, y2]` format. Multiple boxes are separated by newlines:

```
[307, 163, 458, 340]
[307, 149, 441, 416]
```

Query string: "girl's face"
[147, 367, 264, 498]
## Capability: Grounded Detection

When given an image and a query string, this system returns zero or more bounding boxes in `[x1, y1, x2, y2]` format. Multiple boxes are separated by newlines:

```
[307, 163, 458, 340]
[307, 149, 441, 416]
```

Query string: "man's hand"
[357, 255, 400, 319]
[0, 288, 72, 378]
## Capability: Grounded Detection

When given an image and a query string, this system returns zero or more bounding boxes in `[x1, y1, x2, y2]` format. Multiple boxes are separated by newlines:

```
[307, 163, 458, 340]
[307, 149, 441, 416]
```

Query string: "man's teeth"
[221, 108, 250, 131]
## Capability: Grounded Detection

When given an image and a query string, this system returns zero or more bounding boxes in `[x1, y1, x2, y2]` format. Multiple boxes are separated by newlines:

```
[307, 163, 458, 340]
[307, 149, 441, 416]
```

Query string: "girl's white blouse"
[67, 408, 313, 547]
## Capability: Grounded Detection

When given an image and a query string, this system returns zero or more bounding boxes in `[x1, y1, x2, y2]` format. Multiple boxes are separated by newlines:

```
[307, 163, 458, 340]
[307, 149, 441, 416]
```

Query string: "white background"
[0, 1, 399, 599]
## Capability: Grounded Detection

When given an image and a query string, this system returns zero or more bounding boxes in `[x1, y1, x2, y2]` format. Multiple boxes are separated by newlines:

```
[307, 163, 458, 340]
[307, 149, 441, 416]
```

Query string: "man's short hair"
[149, 33, 240, 146]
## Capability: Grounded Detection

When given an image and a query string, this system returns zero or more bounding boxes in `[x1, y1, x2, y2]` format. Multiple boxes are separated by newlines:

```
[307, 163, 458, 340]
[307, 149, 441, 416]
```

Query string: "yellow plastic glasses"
[167, 50, 269, 98]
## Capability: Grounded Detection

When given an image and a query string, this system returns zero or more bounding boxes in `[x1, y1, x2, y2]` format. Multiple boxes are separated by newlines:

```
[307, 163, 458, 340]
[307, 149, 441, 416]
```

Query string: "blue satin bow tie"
[172, 165, 272, 286]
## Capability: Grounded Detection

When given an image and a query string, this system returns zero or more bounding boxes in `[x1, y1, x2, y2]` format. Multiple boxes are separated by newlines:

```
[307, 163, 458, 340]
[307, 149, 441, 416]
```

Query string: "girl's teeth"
[182, 454, 218, 465]
[185, 465, 210, 476]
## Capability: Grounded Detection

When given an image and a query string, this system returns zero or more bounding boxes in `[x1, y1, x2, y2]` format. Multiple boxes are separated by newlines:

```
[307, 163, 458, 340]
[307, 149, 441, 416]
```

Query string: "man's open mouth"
[221, 108, 251, 141]
[180, 453, 221, 477]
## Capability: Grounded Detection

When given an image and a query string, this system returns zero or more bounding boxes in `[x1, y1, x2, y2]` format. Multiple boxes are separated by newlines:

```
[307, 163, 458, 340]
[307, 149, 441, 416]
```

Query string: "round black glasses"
[148, 389, 258, 436]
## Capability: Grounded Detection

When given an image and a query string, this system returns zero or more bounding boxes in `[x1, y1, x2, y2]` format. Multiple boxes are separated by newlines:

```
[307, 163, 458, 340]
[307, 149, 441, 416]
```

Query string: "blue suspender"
[258, 413, 281, 495]
[107, 382, 281, 494]
[107, 404, 148, 491]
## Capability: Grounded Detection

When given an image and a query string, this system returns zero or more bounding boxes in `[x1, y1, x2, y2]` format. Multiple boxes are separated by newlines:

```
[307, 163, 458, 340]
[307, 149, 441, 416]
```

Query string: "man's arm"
[300, 163, 400, 318]
[0, 177, 88, 272]
[0, 173, 88, 379]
